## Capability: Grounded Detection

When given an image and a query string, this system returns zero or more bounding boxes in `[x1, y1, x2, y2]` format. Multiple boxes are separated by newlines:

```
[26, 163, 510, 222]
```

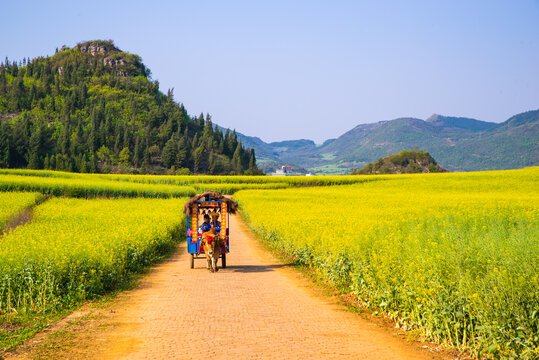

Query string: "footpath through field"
[14, 215, 444, 360]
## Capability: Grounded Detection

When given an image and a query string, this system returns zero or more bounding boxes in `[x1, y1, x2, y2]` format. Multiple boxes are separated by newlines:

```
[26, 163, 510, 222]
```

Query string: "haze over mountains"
[236, 110, 539, 174]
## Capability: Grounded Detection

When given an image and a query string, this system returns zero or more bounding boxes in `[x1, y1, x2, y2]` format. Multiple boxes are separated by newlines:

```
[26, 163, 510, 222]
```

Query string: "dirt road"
[9, 215, 444, 359]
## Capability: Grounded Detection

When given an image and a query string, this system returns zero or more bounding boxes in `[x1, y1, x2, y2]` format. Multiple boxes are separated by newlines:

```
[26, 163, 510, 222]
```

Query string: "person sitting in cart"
[210, 212, 221, 232]
[199, 214, 212, 233]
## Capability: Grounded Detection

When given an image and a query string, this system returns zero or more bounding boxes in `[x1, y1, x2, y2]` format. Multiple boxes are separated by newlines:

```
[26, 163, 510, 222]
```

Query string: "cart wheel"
[190, 254, 194, 269]
[222, 253, 226, 268]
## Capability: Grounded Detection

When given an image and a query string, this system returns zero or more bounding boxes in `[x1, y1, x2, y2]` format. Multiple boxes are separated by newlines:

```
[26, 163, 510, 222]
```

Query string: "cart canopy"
[183, 191, 237, 215]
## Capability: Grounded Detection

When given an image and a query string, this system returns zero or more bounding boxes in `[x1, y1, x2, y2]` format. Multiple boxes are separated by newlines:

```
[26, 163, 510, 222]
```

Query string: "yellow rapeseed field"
[235, 167, 539, 359]
[0, 197, 186, 315]
[0, 173, 196, 198]
[1, 167, 537, 357]
[0, 169, 377, 194]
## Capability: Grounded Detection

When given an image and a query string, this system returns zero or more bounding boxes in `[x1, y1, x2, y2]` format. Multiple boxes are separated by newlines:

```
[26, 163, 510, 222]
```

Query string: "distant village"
[270, 166, 313, 176]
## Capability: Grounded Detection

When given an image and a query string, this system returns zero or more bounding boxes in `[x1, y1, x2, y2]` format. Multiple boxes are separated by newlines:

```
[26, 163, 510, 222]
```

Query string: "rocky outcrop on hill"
[69, 40, 142, 77]
[75, 40, 119, 56]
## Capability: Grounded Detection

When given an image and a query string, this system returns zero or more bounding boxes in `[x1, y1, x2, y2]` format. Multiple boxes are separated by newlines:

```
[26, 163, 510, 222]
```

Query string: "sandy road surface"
[9, 215, 445, 360]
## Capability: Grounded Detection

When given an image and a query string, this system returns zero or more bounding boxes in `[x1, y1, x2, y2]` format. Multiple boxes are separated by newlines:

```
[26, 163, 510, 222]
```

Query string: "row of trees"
[0, 40, 262, 175]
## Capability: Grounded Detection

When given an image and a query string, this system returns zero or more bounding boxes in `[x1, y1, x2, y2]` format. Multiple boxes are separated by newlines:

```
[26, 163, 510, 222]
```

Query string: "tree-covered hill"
[351, 149, 447, 174]
[0, 40, 262, 175]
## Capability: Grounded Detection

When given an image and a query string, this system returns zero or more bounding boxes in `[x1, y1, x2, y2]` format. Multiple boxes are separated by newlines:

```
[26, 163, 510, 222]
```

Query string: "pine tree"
[28, 125, 43, 169]
[240, 141, 249, 170]
[176, 136, 187, 168]
[66, 155, 74, 172]
[192, 133, 199, 149]
[55, 153, 63, 171]
[59, 123, 70, 155]
[49, 154, 57, 170]
[80, 153, 89, 173]
[133, 136, 142, 167]
[193, 144, 206, 173]
[142, 148, 150, 173]
[0, 123, 10, 167]
[223, 129, 231, 156]
[119, 147, 131, 168]
[0, 66, 6, 97]
[232, 143, 242, 174]
[208, 153, 217, 174]
[88, 107, 98, 152]
[202, 115, 215, 149]
[165, 117, 175, 139]
[89, 153, 97, 173]
[226, 130, 238, 158]
[249, 149, 257, 172]
[161, 137, 177, 169]
[197, 113, 204, 129]
[114, 132, 121, 155]
[123, 122, 131, 149]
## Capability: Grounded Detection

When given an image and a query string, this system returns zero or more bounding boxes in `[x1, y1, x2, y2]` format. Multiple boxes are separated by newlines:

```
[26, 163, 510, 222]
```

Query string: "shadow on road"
[224, 264, 290, 273]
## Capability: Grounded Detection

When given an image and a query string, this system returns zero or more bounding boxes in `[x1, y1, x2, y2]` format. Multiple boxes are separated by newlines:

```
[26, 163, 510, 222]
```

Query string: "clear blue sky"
[2, 1, 538, 143]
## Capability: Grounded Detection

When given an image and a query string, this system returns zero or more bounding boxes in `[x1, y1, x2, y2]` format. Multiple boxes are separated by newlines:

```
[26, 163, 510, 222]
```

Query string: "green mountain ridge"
[236, 110, 539, 174]
[425, 114, 498, 131]
[0, 40, 262, 175]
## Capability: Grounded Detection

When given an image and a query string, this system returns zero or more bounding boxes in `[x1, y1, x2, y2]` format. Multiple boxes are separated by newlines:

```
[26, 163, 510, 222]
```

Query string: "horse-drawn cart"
[183, 191, 237, 271]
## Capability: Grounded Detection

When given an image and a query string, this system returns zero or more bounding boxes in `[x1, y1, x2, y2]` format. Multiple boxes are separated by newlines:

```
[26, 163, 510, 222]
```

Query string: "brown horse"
[199, 228, 225, 272]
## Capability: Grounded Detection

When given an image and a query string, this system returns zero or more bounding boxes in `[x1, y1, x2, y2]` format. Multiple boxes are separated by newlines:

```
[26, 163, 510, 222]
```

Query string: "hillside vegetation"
[0, 40, 261, 175]
[351, 150, 447, 175]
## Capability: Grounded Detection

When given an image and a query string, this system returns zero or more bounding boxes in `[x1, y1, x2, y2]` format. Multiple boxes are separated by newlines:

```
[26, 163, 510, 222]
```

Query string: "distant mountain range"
[234, 110, 539, 174]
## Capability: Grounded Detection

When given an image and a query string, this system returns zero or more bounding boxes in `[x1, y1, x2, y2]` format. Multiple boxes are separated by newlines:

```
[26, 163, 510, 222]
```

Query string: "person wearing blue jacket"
[199, 214, 212, 233]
